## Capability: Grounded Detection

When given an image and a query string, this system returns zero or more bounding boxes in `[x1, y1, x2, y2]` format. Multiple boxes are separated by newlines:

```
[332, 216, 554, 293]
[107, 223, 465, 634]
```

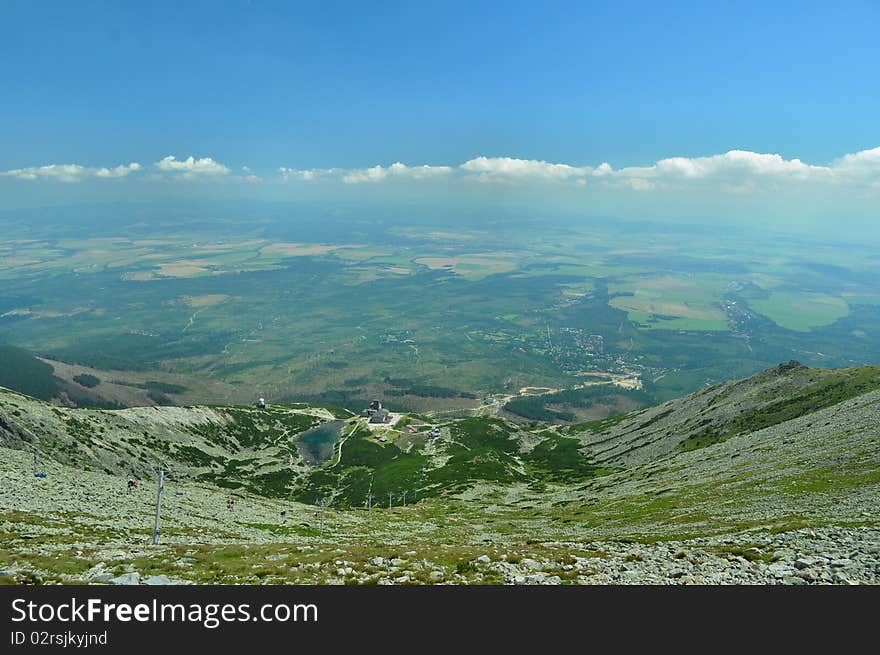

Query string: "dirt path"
[331, 423, 360, 466]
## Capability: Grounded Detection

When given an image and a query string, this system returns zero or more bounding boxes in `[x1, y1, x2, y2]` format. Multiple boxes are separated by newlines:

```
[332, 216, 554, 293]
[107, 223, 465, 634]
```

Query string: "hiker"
[127, 479, 137, 493]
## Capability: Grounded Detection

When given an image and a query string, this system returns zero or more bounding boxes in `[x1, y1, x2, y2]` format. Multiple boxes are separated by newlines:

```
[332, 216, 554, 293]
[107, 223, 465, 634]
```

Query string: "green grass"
[771, 466, 880, 494]
[295, 416, 617, 505]
[677, 427, 725, 452]
[524, 434, 604, 482]
[567, 411, 631, 434]
[295, 425, 428, 506]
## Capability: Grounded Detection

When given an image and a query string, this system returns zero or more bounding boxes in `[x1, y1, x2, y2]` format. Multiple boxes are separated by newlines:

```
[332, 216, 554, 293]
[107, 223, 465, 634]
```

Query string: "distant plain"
[1, 211, 879, 417]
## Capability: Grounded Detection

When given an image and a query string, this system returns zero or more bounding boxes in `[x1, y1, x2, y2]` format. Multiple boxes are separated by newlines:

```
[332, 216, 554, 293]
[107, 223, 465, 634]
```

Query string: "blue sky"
[1, 0, 879, 234]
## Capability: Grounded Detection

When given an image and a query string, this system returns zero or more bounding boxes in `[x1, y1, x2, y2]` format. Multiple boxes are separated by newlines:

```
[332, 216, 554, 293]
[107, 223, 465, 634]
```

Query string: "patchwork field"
[413, 253, 519, 280]
[1, 212, 879, 412]
[608, 275, 729, 331]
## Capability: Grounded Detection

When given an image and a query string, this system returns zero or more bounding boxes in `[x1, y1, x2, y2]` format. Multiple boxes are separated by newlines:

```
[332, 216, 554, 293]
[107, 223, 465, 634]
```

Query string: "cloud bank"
[4, 147, 880, 194]
[276, 146, 880, 191]
[460, 156, 587, 182]
[1, 162, 141, 182]
[341, 162, 454, 184]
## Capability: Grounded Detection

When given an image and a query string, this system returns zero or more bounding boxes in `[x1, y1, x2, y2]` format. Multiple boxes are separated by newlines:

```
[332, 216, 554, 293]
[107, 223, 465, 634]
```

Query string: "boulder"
[109, 572, 140, 585]
[143, 574, 172, 585]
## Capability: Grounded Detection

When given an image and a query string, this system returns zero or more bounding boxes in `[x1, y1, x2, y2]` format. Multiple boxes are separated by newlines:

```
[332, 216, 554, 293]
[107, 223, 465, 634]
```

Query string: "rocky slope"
[0, 389, 343, 491]
[0, 362, 878, 584]
[565, 360, 880, 467]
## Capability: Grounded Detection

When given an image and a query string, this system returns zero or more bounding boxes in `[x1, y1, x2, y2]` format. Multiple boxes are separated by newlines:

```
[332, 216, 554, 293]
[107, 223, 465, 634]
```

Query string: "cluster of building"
[585, 334, 605, 354]
[361, 400, 391, 423]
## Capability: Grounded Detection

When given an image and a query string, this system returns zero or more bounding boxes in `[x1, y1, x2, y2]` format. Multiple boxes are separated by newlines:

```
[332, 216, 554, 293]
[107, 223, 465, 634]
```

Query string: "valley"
[2, 213, 879, 417]
[1, 361, 878, 585]
[1, 211, 879, 586]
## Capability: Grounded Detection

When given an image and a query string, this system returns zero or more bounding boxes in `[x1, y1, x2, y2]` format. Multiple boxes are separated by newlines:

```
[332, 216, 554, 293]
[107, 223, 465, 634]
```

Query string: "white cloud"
[95, 162, 141, 178]
[236, 166, 262, 183]
[831, 146, 880, 179]
[453, 148, 880, 190]
[393, 162, 454, 180]
[1, 164, 85, 182]
[342, 165, 387, 184]
[460, 156, 589, 182]
[2, 162, 141, 182]
[342, 162, 453, 184]
[624, 177, 657, 191]
[599, 150, 831, 190]
[204, 148, 880, 190]
[155, 155, 230, 178]
[278, 166, 336, 182]
[4, 147, 880, 194]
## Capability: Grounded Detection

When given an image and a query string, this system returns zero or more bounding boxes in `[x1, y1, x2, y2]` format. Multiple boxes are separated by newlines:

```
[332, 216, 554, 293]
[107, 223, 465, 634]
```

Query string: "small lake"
[295, 420, 344, 466]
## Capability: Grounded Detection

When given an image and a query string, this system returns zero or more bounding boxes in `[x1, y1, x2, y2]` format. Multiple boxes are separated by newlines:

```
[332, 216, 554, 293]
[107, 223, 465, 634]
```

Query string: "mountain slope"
[2, 361, 879, 506]
[564, 360, 880, 467]
[0, 390, 343, 495]
[1, 361, 878, 585]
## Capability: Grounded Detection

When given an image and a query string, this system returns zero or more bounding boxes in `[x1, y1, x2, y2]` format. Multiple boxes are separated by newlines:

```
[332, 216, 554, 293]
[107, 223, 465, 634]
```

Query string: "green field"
[608, 275, 729, 331]
[623, 310, 729, 332]
[749, 292, 850, 331]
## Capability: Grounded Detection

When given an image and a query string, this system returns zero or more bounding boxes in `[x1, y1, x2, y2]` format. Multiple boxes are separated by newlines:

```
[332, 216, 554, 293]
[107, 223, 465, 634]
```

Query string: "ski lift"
[33, 452, 47, 478]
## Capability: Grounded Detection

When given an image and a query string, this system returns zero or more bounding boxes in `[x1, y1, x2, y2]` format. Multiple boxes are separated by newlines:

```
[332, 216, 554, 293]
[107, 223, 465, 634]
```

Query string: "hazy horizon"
[2, 1, 879, 240]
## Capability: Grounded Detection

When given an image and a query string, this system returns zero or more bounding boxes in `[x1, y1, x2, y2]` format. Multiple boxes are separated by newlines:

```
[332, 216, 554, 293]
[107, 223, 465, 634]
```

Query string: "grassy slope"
[0, 393, 332, 494]
[560, 362, 880, 467]
[1, 379, 877, 583]
[2, 362, 878, 531]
